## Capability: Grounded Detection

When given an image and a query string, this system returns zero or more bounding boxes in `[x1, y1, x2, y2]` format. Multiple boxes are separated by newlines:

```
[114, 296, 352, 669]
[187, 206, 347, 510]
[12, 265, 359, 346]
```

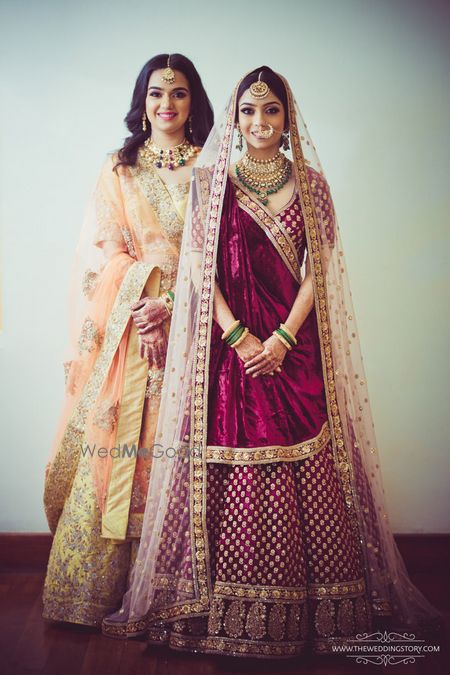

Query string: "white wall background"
[0, 0, 449, 533]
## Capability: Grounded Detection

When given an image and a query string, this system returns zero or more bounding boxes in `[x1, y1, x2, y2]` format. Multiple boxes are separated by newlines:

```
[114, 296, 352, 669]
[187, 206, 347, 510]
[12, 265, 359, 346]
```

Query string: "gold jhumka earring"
[162, 54, 175, 84]
[282, 131, 290, 151]
[142, 112, 147, 132]
[188, 115, 193, 135]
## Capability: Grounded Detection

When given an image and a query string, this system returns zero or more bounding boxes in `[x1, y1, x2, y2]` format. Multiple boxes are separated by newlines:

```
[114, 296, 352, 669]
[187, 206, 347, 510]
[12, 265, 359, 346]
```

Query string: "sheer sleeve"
[93, 154, 128, 254]
[308, 167, 336, 250]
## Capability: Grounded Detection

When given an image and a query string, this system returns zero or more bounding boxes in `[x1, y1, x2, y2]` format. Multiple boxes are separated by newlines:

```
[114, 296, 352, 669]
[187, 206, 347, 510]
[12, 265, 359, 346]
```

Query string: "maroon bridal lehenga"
[101, 70, 443, 658]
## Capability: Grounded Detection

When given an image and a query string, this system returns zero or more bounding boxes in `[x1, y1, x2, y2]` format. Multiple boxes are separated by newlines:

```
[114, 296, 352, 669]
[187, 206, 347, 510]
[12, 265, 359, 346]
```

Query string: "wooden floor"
[1, 569, 448, 675]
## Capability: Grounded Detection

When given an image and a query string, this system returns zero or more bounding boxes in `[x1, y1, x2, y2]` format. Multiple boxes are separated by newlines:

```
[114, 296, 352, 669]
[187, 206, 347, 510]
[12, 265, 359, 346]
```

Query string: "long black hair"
[116, 53, 214, 168]
[236, 66, 289, 146]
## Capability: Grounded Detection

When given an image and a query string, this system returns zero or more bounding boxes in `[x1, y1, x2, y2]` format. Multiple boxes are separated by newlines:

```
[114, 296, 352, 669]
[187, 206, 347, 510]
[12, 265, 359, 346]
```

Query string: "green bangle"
[167, 289, 175, 302]
[228, 329, 245, 346]
[225, 321, 242, 342]
[276, 327, 295, 347]
[226, 325, 244, 345]
[226, 325, 244, 346]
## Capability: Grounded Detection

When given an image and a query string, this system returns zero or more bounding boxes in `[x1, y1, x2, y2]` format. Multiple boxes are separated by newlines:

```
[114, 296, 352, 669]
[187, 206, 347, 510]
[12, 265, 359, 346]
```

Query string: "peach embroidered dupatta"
[44, 152, 186, 541]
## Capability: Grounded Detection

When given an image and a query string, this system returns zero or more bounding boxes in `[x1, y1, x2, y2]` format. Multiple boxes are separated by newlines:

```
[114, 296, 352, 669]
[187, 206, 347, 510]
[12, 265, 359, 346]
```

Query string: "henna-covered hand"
[139, 325, 168, 369]
[131, 296, 168, 334]
[244, 335, 287, 377]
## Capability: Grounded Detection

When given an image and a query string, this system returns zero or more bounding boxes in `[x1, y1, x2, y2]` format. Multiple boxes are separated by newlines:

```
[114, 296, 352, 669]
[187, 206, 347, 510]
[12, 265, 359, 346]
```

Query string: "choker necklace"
[141, 138, 198, 171]
[235, 151, 291, 205]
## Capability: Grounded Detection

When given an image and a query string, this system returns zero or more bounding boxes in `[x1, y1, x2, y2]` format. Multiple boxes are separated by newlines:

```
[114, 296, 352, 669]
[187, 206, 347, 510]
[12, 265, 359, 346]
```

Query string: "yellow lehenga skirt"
[43, 382, 162, 626]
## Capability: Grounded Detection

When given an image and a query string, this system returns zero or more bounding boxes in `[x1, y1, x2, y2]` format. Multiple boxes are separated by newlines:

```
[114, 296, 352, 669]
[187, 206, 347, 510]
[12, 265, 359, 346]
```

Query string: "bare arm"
[213, 283, 236, 331]
[283, 253, 314, 337]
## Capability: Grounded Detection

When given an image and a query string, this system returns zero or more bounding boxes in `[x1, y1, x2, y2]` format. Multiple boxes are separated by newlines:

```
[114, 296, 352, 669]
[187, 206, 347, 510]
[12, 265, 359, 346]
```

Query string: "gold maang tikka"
[162, 54, 175, 84]
[249, 71, 269, 99]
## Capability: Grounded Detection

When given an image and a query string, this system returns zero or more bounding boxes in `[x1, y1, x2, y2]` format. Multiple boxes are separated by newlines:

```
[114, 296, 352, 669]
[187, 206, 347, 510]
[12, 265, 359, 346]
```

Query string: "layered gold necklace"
[235, 151, 292, 205]
[141, 137, 198, 171]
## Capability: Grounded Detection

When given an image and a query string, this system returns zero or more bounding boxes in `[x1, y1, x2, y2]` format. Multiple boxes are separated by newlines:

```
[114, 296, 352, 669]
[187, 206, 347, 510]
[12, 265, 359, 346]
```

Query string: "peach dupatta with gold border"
[44, 152, 188, 542]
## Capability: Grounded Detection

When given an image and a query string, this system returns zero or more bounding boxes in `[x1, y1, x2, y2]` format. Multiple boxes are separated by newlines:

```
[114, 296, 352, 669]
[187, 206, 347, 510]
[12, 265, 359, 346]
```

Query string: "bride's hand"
[244, 335, 286, 377]
[233, 332, 264, 364]
[131, 296, 168, 334]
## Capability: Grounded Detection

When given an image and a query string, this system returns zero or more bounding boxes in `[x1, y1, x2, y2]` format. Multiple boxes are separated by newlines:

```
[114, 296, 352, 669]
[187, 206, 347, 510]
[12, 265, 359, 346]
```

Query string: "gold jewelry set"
[235, 151, 292, 205]
[141, 137, 198, 170]
[235, 70, 291, 202]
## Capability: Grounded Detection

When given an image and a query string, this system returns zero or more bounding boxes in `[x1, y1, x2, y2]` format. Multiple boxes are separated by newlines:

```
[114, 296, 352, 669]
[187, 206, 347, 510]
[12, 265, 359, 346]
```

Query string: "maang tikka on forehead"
[249, 71, 269, 99]
[162, 54, 176, 84]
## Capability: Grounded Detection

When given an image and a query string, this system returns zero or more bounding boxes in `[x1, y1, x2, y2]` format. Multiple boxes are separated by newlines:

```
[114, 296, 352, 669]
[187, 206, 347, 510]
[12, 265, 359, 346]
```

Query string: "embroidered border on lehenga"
[206, 420, 330, 464]
[141, 576, 370, 658]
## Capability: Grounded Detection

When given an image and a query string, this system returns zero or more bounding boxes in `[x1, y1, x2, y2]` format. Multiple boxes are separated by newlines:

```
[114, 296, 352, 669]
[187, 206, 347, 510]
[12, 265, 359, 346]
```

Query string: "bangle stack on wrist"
[221, 320, 249, 348]
[272, 323, 297, 351]
[162, 290, 175, 316]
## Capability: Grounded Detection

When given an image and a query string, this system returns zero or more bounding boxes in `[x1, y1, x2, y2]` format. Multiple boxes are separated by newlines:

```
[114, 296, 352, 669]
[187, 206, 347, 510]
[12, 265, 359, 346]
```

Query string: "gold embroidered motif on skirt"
[42, 454, 136, 626]
[268, 603, 287, 641]
[337, 597, 355, 635]
[245, 601, 266, 640]
[223, 600, 245, 638]
[314, 598, 335, 637]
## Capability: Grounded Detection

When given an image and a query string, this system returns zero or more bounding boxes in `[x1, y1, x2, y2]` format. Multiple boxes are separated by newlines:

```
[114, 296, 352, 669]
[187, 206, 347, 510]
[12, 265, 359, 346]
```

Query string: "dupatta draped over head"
[102, 72, 442, 637]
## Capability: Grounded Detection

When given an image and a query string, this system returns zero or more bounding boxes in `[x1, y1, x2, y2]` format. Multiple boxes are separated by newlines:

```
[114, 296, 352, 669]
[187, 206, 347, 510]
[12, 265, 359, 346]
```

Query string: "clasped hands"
[131, 297, 289, 376]
[131, 296, 168, 368]
[234, 332, 288, 378]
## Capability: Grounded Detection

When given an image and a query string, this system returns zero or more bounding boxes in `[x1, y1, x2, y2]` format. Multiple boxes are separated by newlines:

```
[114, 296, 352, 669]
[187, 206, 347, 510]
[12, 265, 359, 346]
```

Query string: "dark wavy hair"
[236, 66, 289, 146]
[115, 53, 214, 169]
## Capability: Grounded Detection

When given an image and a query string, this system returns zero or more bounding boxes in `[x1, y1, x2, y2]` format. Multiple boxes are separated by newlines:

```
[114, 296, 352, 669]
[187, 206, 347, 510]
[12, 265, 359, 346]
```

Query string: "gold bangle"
[279, 323, 297, 345]
[222, 319, 241, 341]
[231, 327, 249, 348]
[272, 330, 292, 350]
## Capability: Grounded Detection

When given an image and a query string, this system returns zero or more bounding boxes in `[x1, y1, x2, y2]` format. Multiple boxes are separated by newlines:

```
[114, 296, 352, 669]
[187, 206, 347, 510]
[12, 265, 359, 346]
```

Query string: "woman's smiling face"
[237, 88, 286, 154]
[145, 69, 191, 136]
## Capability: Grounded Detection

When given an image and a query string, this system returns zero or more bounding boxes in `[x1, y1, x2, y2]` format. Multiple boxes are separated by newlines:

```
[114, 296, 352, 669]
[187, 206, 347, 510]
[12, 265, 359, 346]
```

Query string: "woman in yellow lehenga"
[42, 53, 213, 626]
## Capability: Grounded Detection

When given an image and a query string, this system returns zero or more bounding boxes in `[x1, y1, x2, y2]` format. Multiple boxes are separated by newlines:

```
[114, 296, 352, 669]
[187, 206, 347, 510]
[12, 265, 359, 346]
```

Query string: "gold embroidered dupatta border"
[44, 261, 156, 535]
[101, 267, 161, 540]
